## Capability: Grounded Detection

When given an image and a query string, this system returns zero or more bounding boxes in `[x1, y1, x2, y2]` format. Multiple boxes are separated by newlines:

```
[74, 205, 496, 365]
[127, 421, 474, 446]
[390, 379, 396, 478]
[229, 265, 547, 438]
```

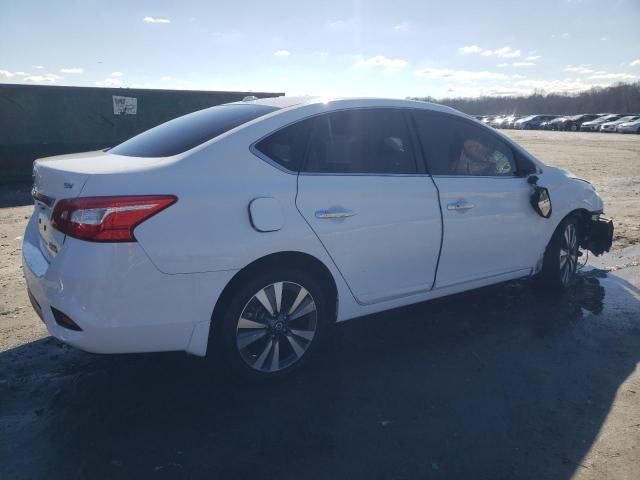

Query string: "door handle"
[447, 200, 476, 212]
[315, 209, 357, 219]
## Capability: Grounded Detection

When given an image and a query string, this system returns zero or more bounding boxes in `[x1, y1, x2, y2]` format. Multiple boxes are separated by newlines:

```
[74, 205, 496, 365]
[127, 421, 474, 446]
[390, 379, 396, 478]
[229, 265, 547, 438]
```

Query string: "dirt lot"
[1, 131, 639, 479]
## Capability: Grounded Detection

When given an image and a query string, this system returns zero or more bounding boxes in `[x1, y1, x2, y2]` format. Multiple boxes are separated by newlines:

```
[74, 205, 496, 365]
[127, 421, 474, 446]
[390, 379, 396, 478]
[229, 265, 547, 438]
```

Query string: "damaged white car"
[23, 97, 613, 379]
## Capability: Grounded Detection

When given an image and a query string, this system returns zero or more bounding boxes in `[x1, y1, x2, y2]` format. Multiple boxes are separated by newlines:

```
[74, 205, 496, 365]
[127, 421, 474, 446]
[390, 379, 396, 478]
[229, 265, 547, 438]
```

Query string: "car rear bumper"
[22, 214, 236, 356]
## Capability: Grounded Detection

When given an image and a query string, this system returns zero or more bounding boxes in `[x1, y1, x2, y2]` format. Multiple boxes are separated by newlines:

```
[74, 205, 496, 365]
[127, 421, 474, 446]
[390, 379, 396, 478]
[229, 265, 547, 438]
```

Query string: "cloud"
[560, 32, 570, 38]
[460, 45, 521, 58]
[588, 72, 638, 80]
[24, 73, 63, 83]
[60, 67, 83, 73]
[32, 65, 44, 69]
[631, 59, 640, 67]
[496, 63, 509, 68]
[95, 77, 122, 87]
[326, 19, 350, 29]
[483, 46, 521, 58]
[459, 45, 483, 54]
[525, 55, 541, 61]
[0, 69, 60, 82]
[416, 67, 518, 81]
[111, 72, 123, 77]
[512, 62, 536, 67]
[392, 21, 409, 32]
[143, 16, 170, 24]
[161, 76, 173, 81]
[563, 64, 594, 74]
[600, 36, 608, 41]
[355, 55, 409, 72]
[273, 50, 291, 57]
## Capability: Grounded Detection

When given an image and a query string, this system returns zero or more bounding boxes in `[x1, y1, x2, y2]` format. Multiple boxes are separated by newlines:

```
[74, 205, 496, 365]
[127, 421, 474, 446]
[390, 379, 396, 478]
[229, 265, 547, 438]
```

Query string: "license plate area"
[34, 198, 63, 259]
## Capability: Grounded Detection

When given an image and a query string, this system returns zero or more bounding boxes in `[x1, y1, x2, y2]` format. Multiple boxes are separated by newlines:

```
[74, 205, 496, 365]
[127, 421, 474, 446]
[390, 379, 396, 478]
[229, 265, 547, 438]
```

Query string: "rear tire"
[539, 216, 581, 290]
[213, 267, 332, 381]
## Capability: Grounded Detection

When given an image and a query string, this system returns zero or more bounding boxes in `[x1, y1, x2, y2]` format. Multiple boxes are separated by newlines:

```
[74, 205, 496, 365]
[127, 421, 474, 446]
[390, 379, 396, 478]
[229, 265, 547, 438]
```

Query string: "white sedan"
[600, 115, 640, 132]
[617, 118, 640, 133]
[23, 97, 613, 379]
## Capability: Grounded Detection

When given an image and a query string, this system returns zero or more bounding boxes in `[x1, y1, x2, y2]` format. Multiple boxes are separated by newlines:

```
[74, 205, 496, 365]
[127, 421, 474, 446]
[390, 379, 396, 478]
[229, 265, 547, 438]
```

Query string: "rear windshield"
[110, 104, 278, 157]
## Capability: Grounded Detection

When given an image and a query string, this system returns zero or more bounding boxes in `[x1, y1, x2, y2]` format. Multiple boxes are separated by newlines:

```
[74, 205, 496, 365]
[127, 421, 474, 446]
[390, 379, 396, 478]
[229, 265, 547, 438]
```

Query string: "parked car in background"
[540, 117, 567, 130]
[504, 116, 523, 129]
[487, 116, 506, 128]
[497, 115, 519, 129]
[560, 114, 602, 131]
[580, 114, 622, 131]
[617, 118, 640, 133]
[514, 115, 559, 130]
[22, 96, 613, 380]
[482, 115, 500, 127]
[600, 115, 640, 132]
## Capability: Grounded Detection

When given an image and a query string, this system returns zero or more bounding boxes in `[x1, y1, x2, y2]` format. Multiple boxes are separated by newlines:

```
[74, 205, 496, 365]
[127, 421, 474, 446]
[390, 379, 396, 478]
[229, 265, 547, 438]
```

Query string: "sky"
[1, 0, 639, 98]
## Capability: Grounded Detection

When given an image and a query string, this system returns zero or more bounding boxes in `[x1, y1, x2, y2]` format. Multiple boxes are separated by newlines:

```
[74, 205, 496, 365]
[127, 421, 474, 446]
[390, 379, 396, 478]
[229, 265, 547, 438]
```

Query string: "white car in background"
[580, 114, 621, 131]
[600, 115, 640, 132]
[616, 118, 640, 133]
[23, 97, 613, 380]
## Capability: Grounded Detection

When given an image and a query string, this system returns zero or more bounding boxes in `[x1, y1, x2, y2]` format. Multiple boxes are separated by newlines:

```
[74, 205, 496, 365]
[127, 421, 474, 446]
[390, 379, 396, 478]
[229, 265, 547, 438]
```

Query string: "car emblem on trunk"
[63, 182, 74, 189]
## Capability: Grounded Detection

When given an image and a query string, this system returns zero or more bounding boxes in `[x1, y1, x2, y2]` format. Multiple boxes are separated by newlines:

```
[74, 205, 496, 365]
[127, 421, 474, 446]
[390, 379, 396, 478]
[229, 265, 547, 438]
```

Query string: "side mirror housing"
[531, 186, 552, 218]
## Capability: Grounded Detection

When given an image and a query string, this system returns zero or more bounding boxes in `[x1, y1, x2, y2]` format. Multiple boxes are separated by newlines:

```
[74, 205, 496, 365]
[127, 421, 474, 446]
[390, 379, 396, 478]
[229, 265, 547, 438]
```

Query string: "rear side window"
[413, 111, 517, 176]
[303, 109, 417, 174]
[254, 118, 313, 171]
[110, 104, 277, 157]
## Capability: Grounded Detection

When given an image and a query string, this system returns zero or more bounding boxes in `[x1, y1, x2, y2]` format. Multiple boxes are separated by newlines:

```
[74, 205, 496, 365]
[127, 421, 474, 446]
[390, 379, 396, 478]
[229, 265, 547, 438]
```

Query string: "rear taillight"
[51, 195, 177, 242]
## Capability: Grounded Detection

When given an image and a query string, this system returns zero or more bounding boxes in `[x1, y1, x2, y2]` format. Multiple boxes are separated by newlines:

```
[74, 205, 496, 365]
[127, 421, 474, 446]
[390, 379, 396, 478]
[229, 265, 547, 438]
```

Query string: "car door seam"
[407, 111, 445, 291]
[294, 171, 363, 305]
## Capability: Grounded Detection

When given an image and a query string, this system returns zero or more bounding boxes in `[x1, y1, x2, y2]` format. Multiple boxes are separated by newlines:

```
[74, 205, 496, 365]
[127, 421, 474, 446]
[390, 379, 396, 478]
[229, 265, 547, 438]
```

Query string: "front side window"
[413, 111, 517, 176]
[111, 104, 277, 158]
[303, 109, 417, 174]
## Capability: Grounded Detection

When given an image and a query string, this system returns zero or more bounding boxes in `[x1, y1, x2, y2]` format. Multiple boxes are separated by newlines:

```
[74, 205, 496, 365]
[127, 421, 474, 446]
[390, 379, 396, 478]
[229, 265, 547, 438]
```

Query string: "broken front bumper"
[583, 215, 614, 256]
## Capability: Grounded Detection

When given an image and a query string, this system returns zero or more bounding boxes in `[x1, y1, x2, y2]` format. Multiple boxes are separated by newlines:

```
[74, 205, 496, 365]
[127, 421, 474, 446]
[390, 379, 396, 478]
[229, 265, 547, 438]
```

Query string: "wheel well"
[210, 251, 339, 335]
[566, 208, 591, 241]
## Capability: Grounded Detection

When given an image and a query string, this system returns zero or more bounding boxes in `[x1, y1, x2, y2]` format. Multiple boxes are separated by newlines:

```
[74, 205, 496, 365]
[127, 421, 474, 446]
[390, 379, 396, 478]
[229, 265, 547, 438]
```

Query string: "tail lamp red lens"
[51, 195, 177, 242]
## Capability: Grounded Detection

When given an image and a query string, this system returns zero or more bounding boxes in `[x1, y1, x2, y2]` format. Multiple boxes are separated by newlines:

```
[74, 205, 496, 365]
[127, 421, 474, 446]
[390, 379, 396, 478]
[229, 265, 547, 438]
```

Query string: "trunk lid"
[32, 150, 175, 261]
[32, 151, 103, 260]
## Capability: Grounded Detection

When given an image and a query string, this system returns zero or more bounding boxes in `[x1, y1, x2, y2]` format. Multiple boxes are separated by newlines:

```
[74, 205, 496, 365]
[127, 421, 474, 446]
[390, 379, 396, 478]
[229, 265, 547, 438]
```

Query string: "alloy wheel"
[559, 223, 579, 287]
[235, 281, 318, 373]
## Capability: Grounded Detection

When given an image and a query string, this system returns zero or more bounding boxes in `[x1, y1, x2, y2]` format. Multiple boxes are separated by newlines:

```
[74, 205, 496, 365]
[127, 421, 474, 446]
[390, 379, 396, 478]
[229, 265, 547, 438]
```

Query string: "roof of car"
[230, 95, 463, 117]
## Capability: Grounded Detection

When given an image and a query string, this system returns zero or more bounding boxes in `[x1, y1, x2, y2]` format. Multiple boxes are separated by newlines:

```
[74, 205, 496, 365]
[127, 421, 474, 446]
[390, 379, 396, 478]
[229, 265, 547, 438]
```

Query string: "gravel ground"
[1, 131, 639, 479]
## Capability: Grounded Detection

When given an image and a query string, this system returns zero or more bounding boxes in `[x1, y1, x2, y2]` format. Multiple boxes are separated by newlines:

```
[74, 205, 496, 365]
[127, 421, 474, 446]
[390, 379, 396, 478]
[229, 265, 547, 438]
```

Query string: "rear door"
[412, 110, 539, 288]
[295, 108, 442, 305]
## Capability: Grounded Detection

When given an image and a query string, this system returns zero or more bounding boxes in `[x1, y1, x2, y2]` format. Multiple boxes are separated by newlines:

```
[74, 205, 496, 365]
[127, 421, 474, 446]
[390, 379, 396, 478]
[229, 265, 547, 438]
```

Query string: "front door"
[412, 109, 539, 288]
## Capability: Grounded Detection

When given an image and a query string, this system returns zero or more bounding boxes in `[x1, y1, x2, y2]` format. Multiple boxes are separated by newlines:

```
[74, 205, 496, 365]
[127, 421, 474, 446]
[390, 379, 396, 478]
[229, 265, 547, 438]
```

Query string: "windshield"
[110, 104, 278, 157]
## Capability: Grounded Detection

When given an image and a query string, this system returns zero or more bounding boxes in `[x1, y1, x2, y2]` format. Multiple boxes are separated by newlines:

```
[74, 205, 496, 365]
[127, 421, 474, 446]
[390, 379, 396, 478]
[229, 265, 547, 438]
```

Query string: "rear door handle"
[315, 209, 357, 219]
[447, 200, 476, 212]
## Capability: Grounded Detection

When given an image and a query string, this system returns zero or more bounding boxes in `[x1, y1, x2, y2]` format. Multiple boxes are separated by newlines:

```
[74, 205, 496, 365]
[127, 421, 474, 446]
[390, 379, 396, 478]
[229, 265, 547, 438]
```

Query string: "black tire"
[212, 267, 332, 381]
[539, 216, 581, 290]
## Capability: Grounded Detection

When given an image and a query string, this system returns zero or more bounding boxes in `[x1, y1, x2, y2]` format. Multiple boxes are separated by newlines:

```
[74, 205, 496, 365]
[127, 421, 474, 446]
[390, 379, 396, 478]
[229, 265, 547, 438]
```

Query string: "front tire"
[540, 217, 581, 290]
[214, 268, 331, 380]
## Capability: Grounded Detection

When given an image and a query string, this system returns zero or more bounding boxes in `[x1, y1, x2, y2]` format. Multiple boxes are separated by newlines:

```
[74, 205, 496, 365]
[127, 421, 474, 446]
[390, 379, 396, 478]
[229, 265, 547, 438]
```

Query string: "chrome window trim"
[431, 175, 523, 179]
[249, 144, 298, 175]
[249, 105, 453, 177]
[299, 172, 432, 178]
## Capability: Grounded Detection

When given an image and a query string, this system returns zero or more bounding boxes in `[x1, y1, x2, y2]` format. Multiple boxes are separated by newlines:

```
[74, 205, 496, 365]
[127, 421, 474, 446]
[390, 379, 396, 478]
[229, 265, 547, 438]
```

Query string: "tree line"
[409, 82, 640, 116]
